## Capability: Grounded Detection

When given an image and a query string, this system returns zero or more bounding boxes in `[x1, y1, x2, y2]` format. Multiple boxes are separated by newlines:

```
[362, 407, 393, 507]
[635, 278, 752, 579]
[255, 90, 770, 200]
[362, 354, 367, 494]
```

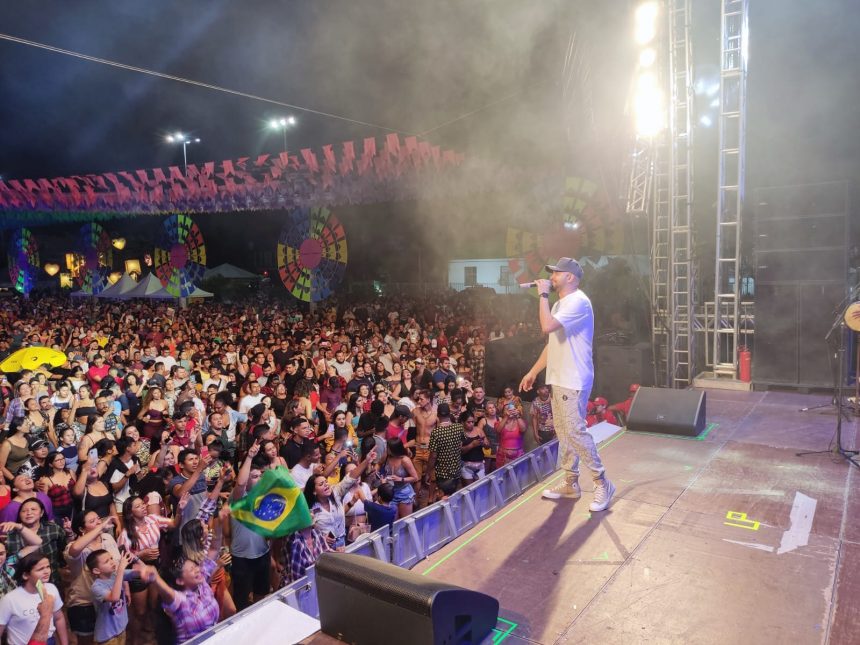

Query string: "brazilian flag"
[230, 466, 313, 538]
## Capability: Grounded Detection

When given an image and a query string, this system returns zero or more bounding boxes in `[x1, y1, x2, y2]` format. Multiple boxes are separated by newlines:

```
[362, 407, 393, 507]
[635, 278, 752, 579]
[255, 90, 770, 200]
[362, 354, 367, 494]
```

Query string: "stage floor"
[410, 389, 860, 645]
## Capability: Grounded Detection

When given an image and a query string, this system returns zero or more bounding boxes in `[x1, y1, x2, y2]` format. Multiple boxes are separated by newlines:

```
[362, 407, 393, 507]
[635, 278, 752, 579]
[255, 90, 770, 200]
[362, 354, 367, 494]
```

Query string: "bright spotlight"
[639, 48, 657, 67]
[278, 118, 287, 126]
[699, 115, 713, 127]
[269, 119, 279, 129]
[287, 116, 296, 125]
[634, 73, 666, 137]
[635, 2, 659, 45]
[174, 132, 184, 141]
[165, 135, 174, 143]
[194, 138, 201, 143]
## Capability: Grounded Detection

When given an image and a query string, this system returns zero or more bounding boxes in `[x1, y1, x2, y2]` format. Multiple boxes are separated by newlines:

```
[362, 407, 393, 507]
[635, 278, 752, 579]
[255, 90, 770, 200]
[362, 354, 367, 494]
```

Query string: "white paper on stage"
[201, 599, 320, 644]
[587, 420, 622, 444]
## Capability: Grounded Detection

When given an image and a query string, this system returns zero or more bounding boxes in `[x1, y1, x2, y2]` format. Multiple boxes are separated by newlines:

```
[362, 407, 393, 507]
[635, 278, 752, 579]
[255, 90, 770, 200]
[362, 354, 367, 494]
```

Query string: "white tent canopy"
[203, 263, 259, 280]
[122, 273, 166, 299]
[95, 273, 138, 299]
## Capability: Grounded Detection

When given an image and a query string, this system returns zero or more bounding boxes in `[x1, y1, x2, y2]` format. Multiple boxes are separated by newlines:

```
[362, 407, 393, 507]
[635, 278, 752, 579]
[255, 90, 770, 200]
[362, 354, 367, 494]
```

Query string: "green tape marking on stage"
[491, 617, 519, 644]
[624, 422, 718, 442]
[421, 428, 624, 578]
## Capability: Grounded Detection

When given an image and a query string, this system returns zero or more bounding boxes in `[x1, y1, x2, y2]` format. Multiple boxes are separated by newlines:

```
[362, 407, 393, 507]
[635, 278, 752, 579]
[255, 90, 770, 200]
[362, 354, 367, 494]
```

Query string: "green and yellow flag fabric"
[229, 466, 313, 538]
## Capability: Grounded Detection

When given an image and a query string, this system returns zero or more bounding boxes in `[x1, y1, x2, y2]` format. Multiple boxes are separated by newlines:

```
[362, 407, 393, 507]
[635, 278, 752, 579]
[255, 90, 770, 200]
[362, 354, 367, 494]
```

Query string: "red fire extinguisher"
[739, 346, 751, 382]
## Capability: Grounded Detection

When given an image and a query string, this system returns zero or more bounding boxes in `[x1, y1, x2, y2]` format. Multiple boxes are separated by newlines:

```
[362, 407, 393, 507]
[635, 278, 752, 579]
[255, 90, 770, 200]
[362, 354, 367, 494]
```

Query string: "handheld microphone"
[519, 282, 537, 288]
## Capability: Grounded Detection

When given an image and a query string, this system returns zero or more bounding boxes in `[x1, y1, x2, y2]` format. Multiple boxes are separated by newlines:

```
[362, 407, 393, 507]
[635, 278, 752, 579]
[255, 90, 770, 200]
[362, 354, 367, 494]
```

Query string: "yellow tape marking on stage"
[724, 511, 760, 531]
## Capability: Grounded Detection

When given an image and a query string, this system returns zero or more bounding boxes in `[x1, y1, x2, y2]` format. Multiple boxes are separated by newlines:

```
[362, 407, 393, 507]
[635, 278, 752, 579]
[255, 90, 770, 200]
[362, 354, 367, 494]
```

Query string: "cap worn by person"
[29, 438, 48, 451]
[593, 397, 608, 406]
[393, 404, 412, 420]
[545, 257, 584, 280]
[437, 402, 451, 418]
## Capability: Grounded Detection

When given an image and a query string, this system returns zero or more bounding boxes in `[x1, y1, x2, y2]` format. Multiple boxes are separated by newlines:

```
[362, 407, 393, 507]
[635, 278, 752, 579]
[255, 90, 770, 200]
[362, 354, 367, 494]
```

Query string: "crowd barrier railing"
[186, 439, 559, 643]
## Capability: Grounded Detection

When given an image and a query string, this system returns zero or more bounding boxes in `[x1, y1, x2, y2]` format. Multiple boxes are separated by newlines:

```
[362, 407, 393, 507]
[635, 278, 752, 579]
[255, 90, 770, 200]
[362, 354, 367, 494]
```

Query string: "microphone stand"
[796, 299, 860, 469]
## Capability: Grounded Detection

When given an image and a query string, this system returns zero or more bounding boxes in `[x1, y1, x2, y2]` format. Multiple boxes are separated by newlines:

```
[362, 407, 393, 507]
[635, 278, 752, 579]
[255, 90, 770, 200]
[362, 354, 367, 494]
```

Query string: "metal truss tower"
[712, 0, 748, 376]
[667, 0, 695, 387]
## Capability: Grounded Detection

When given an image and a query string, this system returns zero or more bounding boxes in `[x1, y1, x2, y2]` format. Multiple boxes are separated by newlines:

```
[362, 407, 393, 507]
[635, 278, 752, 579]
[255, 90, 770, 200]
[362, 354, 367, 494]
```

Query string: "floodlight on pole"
[269, 116, 297, 152]
[164, 131, 201, 174]
[634, 2, 659, 45]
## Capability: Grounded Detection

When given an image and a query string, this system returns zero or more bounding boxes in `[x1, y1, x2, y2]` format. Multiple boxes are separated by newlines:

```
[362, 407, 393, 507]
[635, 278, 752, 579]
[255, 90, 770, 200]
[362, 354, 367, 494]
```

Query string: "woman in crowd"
[496, 402, 527, 468]
[49, 381, 75, 410]
[138, 386, 168, 442]
[72, 457, 117, 523]
[71, 384, 97, 425]
[460, 411, 488, 487]
[65, 512, 118, 645]
[37, 451, 75, 524]
[481, 400, 500, 474]
[24, 398, 56, 448]
[0, 474, 54, 524]
[119, 494, 187, 636]
[303, 447, 377, 550]
[253, 440, 287, 471]
[0, 551, 70, 645]
[0, 418, 33, 482]
[497, 385, 524, 417]
[76, 415, 111, 464]
[341, 463, 373, 543]
[6, 498, 66, 586]
[381, 438, 418, 519]
[122, 373, 144, 420]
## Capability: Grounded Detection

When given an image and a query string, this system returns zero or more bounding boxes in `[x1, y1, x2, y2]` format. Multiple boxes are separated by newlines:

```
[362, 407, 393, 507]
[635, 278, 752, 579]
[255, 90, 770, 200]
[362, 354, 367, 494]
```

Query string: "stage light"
[125, 259, 142, 279]
[635, 2, 659, 45]
[269, 119, 280, 129]
[639, 48, 657, 68]
[287, 116, 296, 125]
[108, 272, 122, 285]
[111, 237, 126, 250]
[634, 72, 666, 137]
[699, 115, 713, 127]
[165, 135, 174, 143]
[43, 263, 60, 276]
[174, 132, 184, 141]
[194, 138, 201, 143]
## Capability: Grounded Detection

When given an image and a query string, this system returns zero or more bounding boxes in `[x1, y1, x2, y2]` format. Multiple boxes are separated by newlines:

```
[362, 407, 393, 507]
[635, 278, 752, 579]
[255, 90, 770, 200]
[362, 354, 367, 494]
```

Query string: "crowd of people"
[0, 292, 628, 644]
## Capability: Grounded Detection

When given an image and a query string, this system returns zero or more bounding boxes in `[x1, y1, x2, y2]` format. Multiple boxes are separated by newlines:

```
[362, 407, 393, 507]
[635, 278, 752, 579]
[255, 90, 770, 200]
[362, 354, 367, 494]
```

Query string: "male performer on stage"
[519, 257, 615, 512]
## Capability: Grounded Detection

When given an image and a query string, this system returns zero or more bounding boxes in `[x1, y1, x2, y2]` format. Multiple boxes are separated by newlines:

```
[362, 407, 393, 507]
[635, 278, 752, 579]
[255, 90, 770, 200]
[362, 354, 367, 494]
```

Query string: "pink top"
[498, 422, 524, 452]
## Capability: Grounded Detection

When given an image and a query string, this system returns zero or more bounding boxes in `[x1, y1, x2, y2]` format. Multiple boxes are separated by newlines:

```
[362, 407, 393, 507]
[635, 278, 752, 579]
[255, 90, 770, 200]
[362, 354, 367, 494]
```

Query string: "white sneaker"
[589, 479, 616, 512]
[542, 479, 581, 500]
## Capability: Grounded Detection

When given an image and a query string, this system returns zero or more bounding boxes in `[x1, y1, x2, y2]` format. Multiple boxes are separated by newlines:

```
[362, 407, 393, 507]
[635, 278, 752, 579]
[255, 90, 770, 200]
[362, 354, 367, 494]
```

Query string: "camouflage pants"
[552, 385, 605, 483]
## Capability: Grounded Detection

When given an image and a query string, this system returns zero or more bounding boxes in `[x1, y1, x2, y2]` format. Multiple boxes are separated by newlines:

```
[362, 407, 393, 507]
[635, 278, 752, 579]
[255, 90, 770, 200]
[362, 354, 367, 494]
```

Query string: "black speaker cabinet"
[315, 552, 499, 645]
[626, 387, 706, 437]
[484, 336, 545, 401]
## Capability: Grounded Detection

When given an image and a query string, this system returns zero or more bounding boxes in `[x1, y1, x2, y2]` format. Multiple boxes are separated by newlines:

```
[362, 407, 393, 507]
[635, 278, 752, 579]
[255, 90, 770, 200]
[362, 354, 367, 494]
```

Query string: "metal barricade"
[186, 440, 562, 641]
[344, 524, 391, 562]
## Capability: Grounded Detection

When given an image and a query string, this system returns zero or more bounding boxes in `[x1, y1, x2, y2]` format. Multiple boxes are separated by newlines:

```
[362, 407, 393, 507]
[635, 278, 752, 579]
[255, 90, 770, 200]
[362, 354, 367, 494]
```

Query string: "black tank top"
[462, 433, 485, 463]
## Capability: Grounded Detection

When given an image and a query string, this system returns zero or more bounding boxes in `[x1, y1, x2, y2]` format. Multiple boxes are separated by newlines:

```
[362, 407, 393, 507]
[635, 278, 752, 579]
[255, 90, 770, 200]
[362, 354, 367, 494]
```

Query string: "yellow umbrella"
[0, 347, 68, 373]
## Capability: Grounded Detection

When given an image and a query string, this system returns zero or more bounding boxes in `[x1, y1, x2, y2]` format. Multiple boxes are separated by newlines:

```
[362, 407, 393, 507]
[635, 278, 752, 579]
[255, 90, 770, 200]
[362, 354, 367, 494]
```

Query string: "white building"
[447, 258, 522, 294]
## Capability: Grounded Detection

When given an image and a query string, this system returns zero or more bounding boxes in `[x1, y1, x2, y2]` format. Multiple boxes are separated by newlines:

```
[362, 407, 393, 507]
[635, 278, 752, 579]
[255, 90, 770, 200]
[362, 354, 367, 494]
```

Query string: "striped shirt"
[118, 515, 171, 554]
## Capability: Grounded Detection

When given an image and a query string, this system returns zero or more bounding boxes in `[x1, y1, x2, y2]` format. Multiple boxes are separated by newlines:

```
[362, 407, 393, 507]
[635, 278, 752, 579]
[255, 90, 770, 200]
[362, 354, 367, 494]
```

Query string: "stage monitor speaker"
[626, 387, 706, 437]
[315, 552, 499, 645]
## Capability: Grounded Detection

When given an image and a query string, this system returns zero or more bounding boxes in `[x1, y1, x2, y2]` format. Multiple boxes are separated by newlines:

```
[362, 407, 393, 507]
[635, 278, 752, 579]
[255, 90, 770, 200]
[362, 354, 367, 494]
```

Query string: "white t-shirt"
[0, 583, 63, 645]
[290, 463, 315, 489]
[238, 394, 264, 414]
[110, 457, 136, 509]
[546, 290, 594, 391]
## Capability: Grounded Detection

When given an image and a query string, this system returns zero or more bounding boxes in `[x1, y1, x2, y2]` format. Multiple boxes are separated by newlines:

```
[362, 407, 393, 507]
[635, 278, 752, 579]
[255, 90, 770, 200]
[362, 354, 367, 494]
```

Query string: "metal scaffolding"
[667, 0, 695, 386]
[712, 0, 748, 376]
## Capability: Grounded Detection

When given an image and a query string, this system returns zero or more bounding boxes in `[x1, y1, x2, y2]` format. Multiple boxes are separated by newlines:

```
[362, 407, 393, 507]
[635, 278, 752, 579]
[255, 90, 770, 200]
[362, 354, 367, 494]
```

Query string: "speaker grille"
[317, 552, 452, 616]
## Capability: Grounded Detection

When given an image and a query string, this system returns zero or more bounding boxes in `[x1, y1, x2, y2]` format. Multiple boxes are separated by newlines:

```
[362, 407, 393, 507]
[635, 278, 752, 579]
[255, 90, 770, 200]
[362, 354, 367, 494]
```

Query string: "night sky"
[0, 1, 858, 272]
